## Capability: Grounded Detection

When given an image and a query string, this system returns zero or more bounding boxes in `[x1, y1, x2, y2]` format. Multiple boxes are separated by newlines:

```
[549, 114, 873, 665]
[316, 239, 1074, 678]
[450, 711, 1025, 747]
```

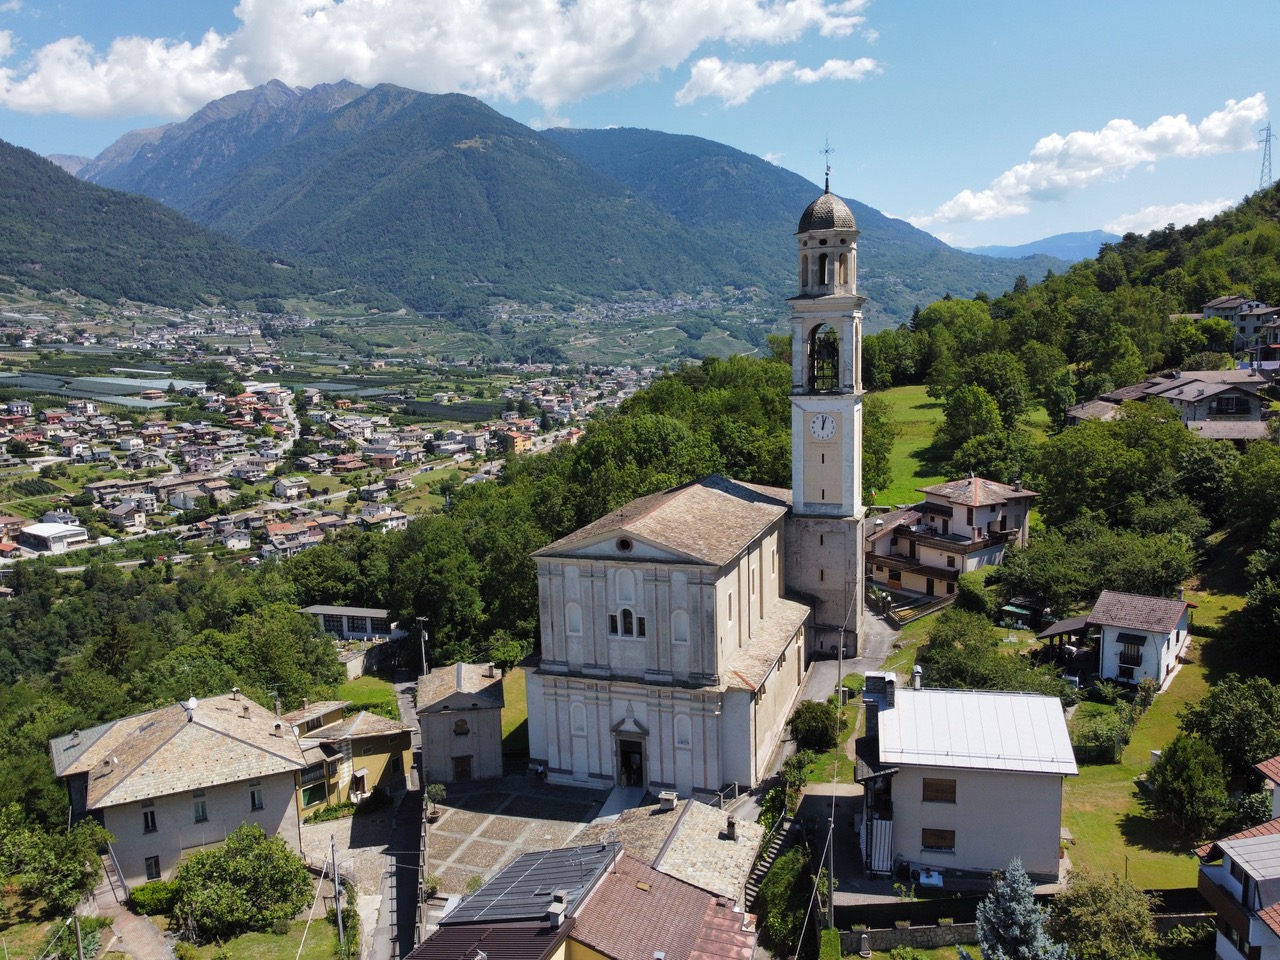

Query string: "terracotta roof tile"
[1196, 816, 1280, 859]
[572, 854, 756, 960]
[1257, 755, 1280, 785]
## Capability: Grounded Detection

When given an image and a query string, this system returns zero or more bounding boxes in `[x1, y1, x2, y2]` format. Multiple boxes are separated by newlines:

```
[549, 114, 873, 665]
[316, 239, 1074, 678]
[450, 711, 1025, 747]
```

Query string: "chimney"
[242, 704, 251, 719]
[301, 697, 308, 709]
[546, 900, 566, 929]
[1177, 586, 1185, 601]
[272, 721, 283, 737]
[274, 698, 282, 718]
[486, 663, 495, 679]
[1012, 479, 1022, 492]
[726, 816, 737, 840]
[71, 729, 80, 745]
[913, 664, 923, 690]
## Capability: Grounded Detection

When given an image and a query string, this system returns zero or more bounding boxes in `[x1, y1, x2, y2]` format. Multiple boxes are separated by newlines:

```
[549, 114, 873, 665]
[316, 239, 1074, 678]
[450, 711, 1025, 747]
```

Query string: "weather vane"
[820, 138, 834, 192]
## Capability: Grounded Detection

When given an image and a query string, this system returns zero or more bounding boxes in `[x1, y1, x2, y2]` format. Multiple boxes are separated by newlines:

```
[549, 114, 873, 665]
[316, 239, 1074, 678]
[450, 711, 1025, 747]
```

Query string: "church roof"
[797, 190, 856, 233]
[534, 475, 791, 568]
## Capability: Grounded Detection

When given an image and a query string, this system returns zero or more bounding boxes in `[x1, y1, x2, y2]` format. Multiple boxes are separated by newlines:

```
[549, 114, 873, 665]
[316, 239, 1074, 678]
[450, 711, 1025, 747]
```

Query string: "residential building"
[283, 700, 414, 811]
[417, 663, 505, 783]
[48, 690, 306, 890]
[1088, 589, 1194, 688]
[1196, 818, 1280, 960]
[0, 515, 30, 543]
[865, 477, 1037, 597]
[855, 672, 1077, 882]
[273, 476, 310, 500]
[107, 501, 147, 532]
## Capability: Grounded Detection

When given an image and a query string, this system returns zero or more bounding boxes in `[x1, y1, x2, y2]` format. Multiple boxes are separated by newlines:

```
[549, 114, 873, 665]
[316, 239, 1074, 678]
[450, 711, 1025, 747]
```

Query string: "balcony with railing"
[893, 524, 1017, 554]
[1198, 866, 1252, 940]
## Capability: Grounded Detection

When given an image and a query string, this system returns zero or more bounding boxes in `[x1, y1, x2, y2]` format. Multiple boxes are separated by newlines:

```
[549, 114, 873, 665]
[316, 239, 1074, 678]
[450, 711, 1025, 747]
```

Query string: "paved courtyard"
[424, 777, 609, 894]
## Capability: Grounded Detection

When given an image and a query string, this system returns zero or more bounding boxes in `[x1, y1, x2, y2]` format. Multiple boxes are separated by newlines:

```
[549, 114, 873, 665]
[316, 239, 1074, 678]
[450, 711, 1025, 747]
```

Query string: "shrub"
[1091, 680, 1124, 705]
[130, 879, 180, 915]
[781, 751, 814, 794]
[955, 571, 995, 617]
[819, 928, 842, 960]
[465, 874, 485, 895]
[756, 847, 811, 950]
[304, 800, 357, 823]
[789, 699, 839, 752]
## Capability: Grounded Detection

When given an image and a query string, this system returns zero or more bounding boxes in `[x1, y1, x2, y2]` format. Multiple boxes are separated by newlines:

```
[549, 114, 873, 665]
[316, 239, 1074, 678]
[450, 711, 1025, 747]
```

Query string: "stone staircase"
[743, 815, 796, 911]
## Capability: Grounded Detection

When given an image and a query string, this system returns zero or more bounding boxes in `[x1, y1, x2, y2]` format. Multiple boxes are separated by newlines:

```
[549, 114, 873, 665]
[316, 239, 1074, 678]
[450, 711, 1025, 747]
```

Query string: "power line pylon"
[1260, 122, 1274, 191]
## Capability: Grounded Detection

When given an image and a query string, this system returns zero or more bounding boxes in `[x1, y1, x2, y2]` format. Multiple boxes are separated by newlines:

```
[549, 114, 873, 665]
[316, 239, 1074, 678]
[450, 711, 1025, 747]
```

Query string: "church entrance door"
[618, 739, 644, 787]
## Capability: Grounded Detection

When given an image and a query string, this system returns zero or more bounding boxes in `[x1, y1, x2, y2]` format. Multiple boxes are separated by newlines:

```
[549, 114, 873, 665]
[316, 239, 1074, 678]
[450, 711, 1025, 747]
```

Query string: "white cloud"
[675, 54, 878, 106]
[1104, 198, 1235, 235]
[0, 1, 19, 12]
[911, 94, 1268, 226]
[0, 0, 874, 119]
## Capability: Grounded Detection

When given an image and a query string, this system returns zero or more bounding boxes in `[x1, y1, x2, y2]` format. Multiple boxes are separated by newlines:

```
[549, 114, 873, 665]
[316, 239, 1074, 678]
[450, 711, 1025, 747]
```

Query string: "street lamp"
[416, 616, 428, 678]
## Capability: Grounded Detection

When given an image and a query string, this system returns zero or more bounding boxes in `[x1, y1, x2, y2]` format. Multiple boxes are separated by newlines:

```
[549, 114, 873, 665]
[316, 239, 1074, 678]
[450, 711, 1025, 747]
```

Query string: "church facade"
[525, 183, 868, 795]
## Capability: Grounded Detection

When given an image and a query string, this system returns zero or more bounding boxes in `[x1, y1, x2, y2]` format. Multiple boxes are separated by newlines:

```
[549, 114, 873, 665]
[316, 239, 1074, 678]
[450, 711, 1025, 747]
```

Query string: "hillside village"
[6, 181, 1280, 960]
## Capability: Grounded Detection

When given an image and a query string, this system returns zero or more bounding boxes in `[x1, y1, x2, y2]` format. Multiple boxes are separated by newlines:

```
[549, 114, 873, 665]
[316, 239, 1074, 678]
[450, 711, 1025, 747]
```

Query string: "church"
[525, 180, 868, 795]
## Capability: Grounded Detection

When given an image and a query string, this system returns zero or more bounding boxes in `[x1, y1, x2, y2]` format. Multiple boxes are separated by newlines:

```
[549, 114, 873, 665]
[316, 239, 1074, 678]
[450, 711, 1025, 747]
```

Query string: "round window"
[818, 238, 828, 246]
[617, 537, 633, 552]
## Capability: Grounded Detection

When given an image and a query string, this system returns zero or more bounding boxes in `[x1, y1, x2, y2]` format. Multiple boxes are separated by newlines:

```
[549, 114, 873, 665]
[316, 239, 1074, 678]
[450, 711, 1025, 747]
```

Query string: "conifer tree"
[960, 859, 1069, 960]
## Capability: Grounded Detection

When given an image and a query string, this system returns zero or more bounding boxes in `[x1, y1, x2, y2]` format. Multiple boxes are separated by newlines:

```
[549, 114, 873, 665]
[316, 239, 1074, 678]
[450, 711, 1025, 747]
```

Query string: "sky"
[1, 0, 1277, 249]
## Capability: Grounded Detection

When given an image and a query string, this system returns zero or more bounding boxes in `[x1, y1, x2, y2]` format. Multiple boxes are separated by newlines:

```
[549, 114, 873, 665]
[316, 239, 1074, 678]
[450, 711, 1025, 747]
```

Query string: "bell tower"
[785, 171, 866, 655]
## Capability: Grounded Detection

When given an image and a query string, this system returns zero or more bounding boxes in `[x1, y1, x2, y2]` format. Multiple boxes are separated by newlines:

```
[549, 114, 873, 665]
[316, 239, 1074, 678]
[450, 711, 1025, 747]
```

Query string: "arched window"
[675, 714, 692, 748]
[808, 324, 839, 393]
[621, 607, 634, 637]
[672, 610, 690, 643]
[838, 252, 849, 285]
[453, 718, 470, 736]
[565, 602, 583, 636]
[817, 253, 829, 286]
[571, 702, 587, 735]
[800, 253, 810, 289]
[616, 569, 635, 604]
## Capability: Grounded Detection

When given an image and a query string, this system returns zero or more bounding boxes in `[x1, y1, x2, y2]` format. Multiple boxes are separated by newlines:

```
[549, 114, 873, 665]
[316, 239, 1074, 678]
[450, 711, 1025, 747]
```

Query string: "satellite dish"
[186, 697, 198, 710]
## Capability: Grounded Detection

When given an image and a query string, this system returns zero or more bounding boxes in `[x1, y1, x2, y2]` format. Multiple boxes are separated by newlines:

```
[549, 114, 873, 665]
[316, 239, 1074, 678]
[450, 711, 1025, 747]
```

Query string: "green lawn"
[502, 666, 529, 755]
[179, 920, 340, 959]
[338, 675, 399, 720]
[1062, 663, 1208, 889]
[870, 384, 947, 507]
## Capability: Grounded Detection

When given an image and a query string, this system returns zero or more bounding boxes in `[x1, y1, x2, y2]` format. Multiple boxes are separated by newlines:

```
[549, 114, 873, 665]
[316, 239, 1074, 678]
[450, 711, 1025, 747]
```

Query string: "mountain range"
[71, 81, 1068, 330]
[961, 230, 1121, 262]
[0, 139, 390, 310]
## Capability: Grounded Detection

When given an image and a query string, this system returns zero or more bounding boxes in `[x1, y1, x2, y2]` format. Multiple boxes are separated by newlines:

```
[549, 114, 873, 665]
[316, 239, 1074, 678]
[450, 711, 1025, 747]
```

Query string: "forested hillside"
[77, 80, 1067, 326]
[0, 140, 391, 310]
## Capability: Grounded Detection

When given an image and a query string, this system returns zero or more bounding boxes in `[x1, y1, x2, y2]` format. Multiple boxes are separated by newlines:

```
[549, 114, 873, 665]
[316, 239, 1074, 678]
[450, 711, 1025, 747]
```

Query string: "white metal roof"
[877, 688, 1078, 776]
[1221, 834, 1280, 882]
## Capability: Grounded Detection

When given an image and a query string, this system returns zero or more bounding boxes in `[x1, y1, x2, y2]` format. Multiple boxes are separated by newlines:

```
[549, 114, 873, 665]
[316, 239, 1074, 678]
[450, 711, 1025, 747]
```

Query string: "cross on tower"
[820, 139, 834, 193]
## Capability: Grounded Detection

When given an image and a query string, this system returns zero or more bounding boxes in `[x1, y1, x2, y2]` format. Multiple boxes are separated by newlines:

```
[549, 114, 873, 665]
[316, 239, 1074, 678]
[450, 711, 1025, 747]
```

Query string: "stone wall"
[841, 923, 978, 953]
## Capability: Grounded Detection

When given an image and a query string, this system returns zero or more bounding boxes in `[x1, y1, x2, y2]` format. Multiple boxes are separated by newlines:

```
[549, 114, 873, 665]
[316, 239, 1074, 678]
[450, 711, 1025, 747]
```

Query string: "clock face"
[809, 413, 836, 440]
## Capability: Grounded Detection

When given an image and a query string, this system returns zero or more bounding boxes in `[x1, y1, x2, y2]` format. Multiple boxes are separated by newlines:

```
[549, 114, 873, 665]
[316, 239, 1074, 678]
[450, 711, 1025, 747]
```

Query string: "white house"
[273, 476, 310, 501]
[855, 673, 1077, 882]
[1197, 818, 1280, 960]
[417, 663, 506, 783]
[1089, 590, 1194, 688]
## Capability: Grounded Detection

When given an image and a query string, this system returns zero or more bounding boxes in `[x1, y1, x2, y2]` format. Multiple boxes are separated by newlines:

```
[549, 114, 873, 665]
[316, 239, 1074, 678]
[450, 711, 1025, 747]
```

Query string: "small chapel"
[525, 179, 868, 795]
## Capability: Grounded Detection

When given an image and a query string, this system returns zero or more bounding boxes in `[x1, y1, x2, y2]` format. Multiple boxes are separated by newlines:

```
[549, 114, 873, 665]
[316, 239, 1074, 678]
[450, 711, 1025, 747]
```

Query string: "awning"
[1037, 615, 1090, 640]
[1117, 631, 1148, 646]
[353, 767, 369, 779]
[1000, 604, 1033, 617]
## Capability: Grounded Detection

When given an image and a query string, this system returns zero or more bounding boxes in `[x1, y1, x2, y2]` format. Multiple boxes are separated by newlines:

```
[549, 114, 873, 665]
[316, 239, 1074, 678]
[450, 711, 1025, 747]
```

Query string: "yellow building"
[284, 700, 414, 812]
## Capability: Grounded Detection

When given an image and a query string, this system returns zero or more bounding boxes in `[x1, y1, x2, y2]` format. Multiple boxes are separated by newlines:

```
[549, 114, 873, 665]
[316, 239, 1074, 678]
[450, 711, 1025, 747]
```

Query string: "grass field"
[338, 675, 399, 720]
[502, 666, 529, 756]
[1061, 662, 1208, 889]
[178, 920, 340, 960]
[870, 384, 947, 507]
